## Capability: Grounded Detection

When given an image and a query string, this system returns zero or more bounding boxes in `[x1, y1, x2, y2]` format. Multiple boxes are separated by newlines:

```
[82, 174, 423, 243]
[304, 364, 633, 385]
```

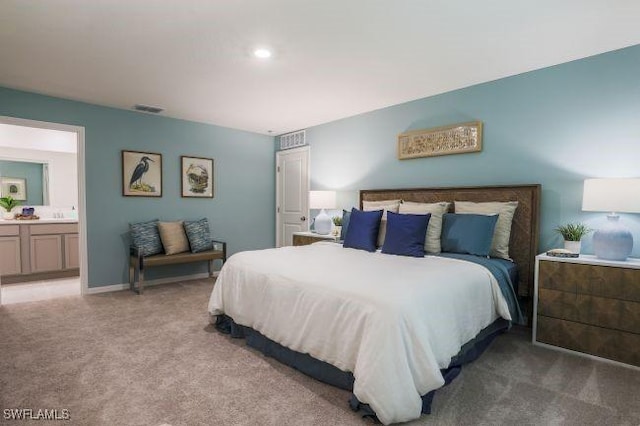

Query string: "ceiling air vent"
[279, 130, 306, 150]
[133, 104, 164, 114]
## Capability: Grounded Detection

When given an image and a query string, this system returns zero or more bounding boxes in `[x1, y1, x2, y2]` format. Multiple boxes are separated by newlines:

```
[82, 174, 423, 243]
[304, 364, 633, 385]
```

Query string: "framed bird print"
[181, 156, 214, 198]
[122, 150, 162, 197]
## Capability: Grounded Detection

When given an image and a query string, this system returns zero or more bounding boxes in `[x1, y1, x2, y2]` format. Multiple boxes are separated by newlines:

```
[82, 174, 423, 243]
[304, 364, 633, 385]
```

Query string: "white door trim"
[275, 146, 310, 247]
[0, 115, 88, 297]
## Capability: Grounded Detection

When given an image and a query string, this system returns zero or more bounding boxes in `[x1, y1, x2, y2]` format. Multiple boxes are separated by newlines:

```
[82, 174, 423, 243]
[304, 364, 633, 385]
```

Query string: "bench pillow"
[158, 221, 190, 255]
[130, 220, 164, 256]
[184, 218, 214, 253]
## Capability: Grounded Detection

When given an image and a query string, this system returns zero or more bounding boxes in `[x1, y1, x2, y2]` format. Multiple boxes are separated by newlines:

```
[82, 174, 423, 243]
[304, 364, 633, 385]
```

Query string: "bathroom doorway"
[0, 116, 87, 305]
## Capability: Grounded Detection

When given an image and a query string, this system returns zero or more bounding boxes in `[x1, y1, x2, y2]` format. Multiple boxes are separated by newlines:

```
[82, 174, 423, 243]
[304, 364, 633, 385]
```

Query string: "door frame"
[0, 115, 88, 297]
[275, 146, 310, 247]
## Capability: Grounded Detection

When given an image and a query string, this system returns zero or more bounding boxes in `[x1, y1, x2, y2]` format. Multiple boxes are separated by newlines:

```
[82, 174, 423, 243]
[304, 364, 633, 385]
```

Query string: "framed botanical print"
[181, 156, 214, 198]
[122, 150, 162, 197]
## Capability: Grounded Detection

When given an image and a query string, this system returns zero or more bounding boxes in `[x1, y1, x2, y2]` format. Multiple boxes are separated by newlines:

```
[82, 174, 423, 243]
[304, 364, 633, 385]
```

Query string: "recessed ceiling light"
[253, 48, 272, 59]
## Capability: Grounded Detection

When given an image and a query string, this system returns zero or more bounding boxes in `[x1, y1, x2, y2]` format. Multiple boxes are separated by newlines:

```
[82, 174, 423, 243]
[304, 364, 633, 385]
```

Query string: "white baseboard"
[85, 271, 219, 295]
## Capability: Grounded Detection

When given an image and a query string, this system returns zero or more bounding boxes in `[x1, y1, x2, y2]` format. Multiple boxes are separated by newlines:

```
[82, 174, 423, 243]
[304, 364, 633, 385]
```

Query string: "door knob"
[300, 216, 306, 221]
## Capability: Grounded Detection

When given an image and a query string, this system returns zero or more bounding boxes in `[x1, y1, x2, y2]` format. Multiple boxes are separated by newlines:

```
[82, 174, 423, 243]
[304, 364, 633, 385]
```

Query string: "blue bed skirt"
[215, 315, 509, 421]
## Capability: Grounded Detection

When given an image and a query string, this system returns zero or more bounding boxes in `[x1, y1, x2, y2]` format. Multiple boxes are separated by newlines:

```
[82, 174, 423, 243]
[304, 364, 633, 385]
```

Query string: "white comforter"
[208, 242, 511, 424]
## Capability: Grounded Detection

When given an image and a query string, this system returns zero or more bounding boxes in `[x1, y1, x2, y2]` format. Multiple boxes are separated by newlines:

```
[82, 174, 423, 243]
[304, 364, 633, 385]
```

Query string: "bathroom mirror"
[0, 159, 49, 206]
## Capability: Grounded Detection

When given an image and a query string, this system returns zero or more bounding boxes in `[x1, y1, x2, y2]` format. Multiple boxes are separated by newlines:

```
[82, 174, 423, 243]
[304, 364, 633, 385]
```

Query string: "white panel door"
[276, 146, 310, 247]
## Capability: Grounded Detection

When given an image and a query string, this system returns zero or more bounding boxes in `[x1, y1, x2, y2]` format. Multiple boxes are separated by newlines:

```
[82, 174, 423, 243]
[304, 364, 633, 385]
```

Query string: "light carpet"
[1, 279, 639, 425]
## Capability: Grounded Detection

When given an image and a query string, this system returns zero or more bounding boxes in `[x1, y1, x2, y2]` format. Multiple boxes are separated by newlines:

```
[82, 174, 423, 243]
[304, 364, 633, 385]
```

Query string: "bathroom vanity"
[0, 219, 79, 283]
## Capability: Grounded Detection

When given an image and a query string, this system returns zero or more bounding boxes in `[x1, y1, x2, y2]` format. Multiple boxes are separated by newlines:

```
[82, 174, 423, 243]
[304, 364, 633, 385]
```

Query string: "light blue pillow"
[130, 220, 163, 256]
[343, 208, 383, 252]
[441, 213, 498, 257]
[184, 218, 214, 253]
[382, 211, 431, 257]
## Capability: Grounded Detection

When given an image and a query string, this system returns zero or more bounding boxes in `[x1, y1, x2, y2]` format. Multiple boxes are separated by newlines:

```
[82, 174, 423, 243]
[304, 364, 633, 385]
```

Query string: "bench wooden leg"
[208, 260, 214, 278]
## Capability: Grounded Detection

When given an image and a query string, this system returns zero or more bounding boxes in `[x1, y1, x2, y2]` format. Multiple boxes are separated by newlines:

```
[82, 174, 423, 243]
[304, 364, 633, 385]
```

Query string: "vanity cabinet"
[0, 222, 78, 282]
[30, 235, 63, 272]
[64, 233, 80, 269]
[0, 225, 21, 276]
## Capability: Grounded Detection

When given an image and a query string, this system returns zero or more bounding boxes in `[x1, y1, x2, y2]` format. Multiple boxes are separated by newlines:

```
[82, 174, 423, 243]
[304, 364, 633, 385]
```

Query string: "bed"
[208, 184, 540, 424]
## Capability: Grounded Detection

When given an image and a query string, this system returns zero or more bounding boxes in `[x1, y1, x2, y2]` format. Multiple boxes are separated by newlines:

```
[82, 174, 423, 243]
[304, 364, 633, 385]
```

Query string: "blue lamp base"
[593, 215, 633, 261]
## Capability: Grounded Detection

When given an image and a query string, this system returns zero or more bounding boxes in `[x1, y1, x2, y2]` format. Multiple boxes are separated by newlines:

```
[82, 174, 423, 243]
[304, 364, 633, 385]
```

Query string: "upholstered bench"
[129, 240, 226, 294]
[128, 218, 226, 294]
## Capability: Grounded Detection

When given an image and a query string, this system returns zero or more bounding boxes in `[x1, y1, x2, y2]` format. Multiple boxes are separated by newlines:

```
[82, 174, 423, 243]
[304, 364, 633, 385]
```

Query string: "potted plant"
[0, 196, 20, 220]
[555, 222, 591, 254]
[332, 215, 343, 237]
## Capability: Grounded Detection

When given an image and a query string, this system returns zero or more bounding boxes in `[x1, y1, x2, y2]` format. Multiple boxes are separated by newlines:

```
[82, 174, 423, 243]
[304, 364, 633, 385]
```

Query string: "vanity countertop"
[0, 218, 78, 225]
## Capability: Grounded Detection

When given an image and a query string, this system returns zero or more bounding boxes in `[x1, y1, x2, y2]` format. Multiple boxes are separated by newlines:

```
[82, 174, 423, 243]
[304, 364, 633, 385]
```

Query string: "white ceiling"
[1, 1, 639, 136]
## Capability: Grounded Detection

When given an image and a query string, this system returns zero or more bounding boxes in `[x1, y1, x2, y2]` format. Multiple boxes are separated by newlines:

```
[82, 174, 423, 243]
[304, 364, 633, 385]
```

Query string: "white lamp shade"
[309, 190, 336, 209]
[582, 178, 640, 213]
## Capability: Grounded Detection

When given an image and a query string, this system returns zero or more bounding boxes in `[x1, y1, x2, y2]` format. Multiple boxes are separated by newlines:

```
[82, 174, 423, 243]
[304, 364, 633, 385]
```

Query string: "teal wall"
[0, 87, 275, 287]
[0, 160, 43, 206]
[303, 45, 640, 257]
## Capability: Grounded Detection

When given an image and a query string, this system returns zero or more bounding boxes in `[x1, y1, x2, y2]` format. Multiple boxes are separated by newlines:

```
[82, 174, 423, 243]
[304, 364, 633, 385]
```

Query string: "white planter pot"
[3, 212, 14, 220]
[332, 225, 342, 237]
[564, 240, 582, 254]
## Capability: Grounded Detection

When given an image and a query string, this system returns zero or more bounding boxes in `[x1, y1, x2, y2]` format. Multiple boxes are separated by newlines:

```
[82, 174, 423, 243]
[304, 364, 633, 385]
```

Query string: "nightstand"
[292, 231, 339, 246]
[533, 254, 640, 368]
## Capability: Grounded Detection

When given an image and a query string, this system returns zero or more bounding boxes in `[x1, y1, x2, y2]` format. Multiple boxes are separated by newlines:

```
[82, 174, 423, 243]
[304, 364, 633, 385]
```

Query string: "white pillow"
[399, 201, 450, 253]
[362, 199, 401, 247]
[454, 201, 519, 260]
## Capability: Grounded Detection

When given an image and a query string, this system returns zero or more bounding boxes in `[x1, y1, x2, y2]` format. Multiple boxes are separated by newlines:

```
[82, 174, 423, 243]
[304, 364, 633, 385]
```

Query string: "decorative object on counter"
[554, 222, 591, 255]
[0, 177, 27, 201]
[397, 121, 483, 160]
[309, 190, 336, 235]
[0, 195, 20, 219]
[122, 150, 162, 197]
[181, 156, 214, 198]
[332, 215, 343, 237]
[14, 213, 40, 220]
[582, 178, 640, 261]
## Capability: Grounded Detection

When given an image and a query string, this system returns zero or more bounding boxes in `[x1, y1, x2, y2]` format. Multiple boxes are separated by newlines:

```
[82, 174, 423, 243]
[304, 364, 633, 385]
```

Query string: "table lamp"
[309, 190, 336, 235]
[582, 178, 640, 261]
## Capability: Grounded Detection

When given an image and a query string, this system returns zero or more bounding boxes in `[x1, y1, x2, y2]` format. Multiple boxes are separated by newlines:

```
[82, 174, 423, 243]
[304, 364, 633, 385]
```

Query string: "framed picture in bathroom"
[0, 177, 27, 201]
[122, 150, 163, 197]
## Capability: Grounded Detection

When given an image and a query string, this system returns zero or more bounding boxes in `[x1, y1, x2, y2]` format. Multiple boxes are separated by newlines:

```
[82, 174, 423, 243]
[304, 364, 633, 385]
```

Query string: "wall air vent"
[133, 104, 164, 114]
[279, 130, 306, 150]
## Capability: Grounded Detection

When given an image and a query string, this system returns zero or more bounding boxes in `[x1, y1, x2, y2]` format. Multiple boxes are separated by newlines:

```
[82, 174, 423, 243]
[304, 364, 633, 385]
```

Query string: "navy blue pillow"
[441, 213, 499, 257]
[382, 211, 431, 257]
[340, 209, 351, 241]
[343, 208, 383, 252]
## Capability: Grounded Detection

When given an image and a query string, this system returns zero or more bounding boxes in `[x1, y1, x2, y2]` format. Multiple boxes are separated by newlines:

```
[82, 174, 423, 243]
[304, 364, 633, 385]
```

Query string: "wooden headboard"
[360, 184, 541, 299]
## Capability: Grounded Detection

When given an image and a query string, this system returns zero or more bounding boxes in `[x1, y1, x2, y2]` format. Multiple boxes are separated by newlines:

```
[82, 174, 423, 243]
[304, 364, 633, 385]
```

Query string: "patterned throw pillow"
[184, 218, 214, 253]
[130, 220, 164, 256]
